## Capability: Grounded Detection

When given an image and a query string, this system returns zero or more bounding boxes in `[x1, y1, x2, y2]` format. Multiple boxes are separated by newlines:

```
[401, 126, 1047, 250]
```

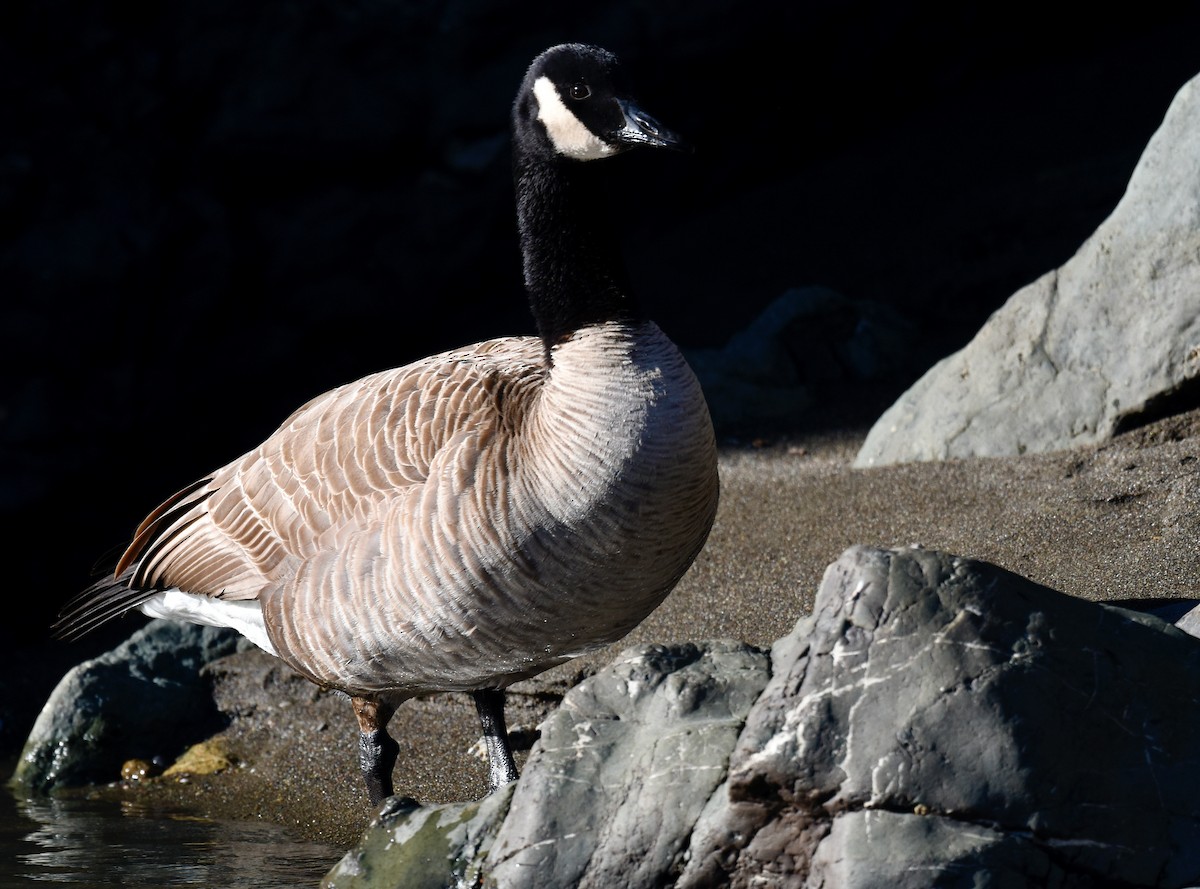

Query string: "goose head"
[514, 43, 686, 163]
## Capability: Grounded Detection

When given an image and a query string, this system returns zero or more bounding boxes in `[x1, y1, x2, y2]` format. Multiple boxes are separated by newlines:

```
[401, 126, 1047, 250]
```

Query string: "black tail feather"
[53, 568, 158, 642]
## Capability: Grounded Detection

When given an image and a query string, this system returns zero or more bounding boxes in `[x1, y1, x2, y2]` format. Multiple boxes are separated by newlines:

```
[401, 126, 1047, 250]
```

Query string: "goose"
[55, 42, 719, 806]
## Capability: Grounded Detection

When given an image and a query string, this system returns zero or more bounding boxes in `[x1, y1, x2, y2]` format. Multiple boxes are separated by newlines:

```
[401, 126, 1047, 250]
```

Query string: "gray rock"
[487, 641, 770, 889]
[322, 786, 516, 889]
[677, 545, 1200, 888]
[11, 620, 241, 793]
[324, 639, 771, 889]
[855, 71, 1200, 467]
[1176, 604, 1200, 640]
[807, 811, 1077, 888]
[687, 287, 920, 434]
[320, 545, 1200, 886]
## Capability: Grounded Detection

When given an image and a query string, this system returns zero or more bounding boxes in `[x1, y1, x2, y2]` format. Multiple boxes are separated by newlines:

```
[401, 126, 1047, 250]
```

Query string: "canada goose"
[55, 43, 719, 806]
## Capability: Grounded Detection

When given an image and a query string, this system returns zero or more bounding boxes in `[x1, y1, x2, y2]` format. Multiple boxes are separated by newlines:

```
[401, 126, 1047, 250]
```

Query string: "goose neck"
[514, 155, 640, 349]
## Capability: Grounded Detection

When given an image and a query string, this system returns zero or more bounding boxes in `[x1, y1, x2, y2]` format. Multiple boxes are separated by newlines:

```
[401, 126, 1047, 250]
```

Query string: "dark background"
[3, 1, 1200, 752]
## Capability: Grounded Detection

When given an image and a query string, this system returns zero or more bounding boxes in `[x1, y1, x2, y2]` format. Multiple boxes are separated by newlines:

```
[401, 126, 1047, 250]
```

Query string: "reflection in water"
[1, 787, 343, 888]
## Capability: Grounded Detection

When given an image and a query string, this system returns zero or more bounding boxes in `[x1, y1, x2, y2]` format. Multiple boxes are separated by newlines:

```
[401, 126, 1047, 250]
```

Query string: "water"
[1, 786, 344, 888]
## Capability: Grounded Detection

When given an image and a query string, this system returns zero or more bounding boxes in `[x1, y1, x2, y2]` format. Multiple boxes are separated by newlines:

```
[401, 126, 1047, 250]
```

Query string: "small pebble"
[120, 759, 155, 783]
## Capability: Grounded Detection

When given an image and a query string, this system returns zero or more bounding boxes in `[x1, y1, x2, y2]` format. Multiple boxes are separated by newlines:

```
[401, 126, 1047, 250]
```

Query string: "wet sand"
[79, 409, 1200, 847]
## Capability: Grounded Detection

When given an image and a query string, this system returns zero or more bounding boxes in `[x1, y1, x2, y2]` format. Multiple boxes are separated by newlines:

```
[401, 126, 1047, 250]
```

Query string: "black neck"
[513, 152, 640, 350]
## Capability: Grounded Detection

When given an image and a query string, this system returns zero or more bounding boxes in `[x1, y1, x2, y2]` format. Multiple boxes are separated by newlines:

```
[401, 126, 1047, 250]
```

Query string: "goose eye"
[569, 83, 591, 100]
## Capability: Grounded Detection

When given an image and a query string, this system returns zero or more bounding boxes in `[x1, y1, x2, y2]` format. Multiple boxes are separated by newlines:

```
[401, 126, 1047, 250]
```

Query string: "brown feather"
[102, 338, 547, 608]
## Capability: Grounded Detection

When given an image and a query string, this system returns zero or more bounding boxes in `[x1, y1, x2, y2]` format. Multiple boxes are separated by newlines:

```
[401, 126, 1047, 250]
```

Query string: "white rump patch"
[533, 76, 615, 161]
[140, 589, 277, 656]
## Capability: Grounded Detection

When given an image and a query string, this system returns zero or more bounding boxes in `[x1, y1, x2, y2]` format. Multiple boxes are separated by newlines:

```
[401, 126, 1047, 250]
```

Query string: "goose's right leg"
[472, 688, 520, 792]
[353, 697, 399, 806]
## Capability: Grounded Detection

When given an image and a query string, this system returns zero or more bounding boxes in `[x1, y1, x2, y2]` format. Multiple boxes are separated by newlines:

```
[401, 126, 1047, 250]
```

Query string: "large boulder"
[677, 545, 1200, 887]
[324, 545, 1200, 887]
[487, 641, 771, 888]
[11, 620, 241, 793]
[324, 640, 771, 889]
[322, 787, 517, 889]
[855, 71, 1200, 467]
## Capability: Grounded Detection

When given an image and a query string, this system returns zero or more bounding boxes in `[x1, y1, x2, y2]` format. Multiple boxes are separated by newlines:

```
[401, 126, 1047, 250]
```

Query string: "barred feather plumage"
[56, 42, 717, 803]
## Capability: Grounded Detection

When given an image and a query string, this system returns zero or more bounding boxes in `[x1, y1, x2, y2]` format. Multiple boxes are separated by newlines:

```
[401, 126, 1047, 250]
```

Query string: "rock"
[677, 545, 1200, 888]
[321, 546, 1200, 886]
[322, 787, 516, 889]
[687, 287, 921, 434]
[120, 758, 157, 783]
[162, 738, 233, 778]
[855, 71, 1200, 467]
[488, 641, 771, 888]
[1176, 604, 1200, 639]
[325, 640, 771, 888]
[11, 620, 241, 794]
[805, 810, 1073, 887]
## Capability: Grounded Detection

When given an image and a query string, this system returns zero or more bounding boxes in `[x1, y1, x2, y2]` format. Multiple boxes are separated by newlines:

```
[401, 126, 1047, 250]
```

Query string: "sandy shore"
[75, 409, 1200, 847]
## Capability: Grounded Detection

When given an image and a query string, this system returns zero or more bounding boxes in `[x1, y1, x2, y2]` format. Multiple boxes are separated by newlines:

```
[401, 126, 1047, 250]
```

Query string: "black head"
[513, 43, 685, 162]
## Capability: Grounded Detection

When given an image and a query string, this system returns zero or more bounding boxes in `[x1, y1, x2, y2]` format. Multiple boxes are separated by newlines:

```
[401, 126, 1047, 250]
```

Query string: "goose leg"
[353, 697, 399, 806]
[472, 688, 519, 792]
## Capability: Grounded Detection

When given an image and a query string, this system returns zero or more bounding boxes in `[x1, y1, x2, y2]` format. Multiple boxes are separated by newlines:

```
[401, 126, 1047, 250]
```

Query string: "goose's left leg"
[352, 696, 399, 806]
[472, 688, 519, 792]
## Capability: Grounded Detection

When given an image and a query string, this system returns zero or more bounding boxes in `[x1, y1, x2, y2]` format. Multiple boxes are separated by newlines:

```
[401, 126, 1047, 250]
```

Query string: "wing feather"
[55, 337, 546, 639]
[54, 568, 154, 641]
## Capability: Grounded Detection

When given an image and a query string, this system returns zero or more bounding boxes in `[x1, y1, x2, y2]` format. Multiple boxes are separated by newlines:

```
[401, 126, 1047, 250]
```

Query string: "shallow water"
[1, 785, 343, 888]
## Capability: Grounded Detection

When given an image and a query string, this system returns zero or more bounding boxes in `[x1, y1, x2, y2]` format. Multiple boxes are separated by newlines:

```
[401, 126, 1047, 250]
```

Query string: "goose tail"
[52, 567, 157, 641]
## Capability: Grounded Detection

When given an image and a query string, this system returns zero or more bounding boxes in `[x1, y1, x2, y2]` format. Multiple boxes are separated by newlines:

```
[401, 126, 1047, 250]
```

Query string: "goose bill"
[615, 99, 687, 151]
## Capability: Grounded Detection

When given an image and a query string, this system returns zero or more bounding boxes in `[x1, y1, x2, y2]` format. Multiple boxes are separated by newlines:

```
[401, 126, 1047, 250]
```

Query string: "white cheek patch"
[533, 76, 616, 161]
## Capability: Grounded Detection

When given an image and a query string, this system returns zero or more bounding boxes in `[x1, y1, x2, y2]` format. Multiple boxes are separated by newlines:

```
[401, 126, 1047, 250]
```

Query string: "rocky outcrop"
[322, 788, 517, 889]
[679, 545, 1200, 887]
[855, 71, 1200, 467]
[324, 641, 772, 888]
[487, 641, 770, 887]
[327, 546, 1200, 887]
[11, 620, 240, 793]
